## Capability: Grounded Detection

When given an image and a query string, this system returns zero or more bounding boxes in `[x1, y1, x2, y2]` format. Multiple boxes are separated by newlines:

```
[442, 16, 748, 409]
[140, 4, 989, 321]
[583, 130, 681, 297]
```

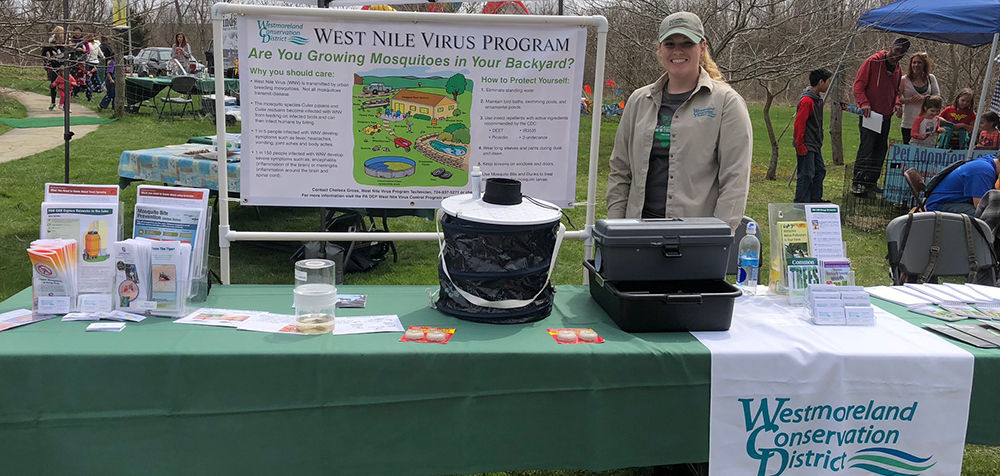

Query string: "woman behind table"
[172, 33, 193, 74]
[606, 12, 752, 231]
[899, 52, 940, 144]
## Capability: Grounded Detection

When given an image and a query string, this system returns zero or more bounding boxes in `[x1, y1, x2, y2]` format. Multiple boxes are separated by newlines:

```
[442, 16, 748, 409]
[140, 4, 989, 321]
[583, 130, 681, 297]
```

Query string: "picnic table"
[125, 76, 240, 112]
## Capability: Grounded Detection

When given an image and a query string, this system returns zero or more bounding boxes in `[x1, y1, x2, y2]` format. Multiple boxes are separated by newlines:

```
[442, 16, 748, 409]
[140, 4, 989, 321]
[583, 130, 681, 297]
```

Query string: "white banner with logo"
[237, 13, 586, 208]
[693, 297, 973, 476]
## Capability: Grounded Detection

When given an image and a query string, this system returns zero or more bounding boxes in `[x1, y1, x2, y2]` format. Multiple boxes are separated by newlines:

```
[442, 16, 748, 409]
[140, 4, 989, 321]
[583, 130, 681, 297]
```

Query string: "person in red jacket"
[793, 69, 832, 203]
[850, 37, 909, 197]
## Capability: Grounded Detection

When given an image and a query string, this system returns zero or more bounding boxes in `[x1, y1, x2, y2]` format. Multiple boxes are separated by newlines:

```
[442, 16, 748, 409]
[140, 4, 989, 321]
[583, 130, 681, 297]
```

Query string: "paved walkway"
[0, 88, 103, 164]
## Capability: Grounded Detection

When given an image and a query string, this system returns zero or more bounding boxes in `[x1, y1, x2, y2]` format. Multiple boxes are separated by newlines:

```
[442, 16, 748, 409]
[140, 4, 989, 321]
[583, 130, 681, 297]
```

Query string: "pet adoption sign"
[692, 299, 974, 476]
[237, 12, 586, 208]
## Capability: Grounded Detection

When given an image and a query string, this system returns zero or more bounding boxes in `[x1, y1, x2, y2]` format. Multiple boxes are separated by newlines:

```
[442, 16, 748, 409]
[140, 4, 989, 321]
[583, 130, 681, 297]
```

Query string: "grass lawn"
[0, 71, 997, 473]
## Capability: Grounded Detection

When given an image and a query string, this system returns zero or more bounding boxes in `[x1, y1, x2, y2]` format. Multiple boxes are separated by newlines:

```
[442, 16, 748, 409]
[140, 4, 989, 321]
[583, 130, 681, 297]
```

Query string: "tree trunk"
[764, 86, 779, 180]
[829, 71, 844, 165]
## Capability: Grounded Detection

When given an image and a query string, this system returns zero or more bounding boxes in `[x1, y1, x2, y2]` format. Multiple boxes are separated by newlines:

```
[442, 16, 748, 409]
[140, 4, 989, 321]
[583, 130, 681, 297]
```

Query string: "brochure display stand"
[209, 4, 610, 284]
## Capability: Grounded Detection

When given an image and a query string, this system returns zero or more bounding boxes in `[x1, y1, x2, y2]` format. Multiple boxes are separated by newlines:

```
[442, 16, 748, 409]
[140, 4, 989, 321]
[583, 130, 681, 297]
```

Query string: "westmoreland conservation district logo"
[741, 397, 936, 476]
[257, 20, 308, 45]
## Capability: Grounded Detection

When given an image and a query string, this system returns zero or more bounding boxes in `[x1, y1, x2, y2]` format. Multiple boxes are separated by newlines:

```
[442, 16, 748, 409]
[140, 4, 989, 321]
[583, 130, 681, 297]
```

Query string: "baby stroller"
[71, 63, 91, 100]
[936, 122, 971, 150]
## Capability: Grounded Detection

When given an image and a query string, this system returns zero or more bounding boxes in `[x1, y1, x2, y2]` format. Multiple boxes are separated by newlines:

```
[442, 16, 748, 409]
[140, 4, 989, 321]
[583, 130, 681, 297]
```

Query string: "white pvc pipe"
[583, 19, 608, 284]
[210, 3, 608, 284]
[212, 14, 231, 284]
[967, 33, 999, 160]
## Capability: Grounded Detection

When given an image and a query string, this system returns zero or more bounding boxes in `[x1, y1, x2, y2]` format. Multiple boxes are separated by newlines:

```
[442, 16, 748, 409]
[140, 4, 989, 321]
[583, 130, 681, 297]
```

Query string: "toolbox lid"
[593, 217, 732, 246]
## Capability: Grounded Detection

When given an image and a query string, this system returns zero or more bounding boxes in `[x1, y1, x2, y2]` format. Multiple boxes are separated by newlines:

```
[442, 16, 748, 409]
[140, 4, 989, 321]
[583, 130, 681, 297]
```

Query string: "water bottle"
[470, 166, 483, 200]
[737, 222, 760, 295]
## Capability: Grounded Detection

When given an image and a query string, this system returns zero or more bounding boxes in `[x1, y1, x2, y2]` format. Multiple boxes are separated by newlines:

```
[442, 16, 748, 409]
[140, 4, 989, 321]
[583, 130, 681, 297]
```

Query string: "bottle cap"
[746, 222, 757, 234]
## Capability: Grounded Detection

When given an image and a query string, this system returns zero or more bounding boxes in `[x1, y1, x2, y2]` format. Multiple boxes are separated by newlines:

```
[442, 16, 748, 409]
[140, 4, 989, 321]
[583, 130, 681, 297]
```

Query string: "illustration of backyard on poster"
[237, 14, 586, 208]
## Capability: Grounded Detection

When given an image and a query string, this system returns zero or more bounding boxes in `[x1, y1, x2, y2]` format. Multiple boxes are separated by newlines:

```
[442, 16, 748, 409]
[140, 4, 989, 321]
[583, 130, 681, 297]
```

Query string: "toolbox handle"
[665, 294, 702, 304]
[654, 237, 682, 258]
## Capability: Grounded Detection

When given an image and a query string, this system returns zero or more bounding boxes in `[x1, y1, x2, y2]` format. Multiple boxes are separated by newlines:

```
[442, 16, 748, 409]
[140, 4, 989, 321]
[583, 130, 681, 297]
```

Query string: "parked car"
[132, 47, 205, 77]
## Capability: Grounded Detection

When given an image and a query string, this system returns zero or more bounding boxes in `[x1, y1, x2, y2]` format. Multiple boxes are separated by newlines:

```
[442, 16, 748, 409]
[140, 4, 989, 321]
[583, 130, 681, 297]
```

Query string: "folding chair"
[158, 75, 197, 120]
[886, 211, 998, 285]
[903, 167, 926, 212]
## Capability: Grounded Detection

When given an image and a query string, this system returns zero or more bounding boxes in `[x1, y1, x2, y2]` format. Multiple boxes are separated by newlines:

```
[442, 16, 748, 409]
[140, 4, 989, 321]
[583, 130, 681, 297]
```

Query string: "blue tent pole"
[967, 33, 999, 159]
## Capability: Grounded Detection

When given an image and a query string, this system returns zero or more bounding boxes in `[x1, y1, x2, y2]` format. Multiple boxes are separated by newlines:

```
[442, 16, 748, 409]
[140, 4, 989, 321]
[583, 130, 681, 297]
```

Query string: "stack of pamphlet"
[27, 238, 78, 316]
[39, 183, 120, 312]
[770, 204, 853, 301]
[866, 283, 1000, 321]
[131, 185, 209, 297]
[112, 238, 153, 311]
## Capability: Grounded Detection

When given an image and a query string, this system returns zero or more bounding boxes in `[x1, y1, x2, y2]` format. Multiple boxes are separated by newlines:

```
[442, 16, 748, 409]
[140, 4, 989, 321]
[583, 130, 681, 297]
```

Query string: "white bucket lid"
[440, 194, 562, 225]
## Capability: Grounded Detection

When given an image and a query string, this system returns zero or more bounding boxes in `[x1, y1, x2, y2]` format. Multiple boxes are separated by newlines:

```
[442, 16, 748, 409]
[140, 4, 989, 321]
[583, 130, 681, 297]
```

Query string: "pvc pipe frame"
[966, 33, 999, 160]
[211, 3, 609, 285]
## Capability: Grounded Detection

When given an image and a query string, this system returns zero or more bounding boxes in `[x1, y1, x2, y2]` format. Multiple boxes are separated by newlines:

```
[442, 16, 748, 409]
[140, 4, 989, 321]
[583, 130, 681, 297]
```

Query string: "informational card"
[40, 202, 119, 294]
[78, 293, 113, 313]
[804, 205, 844, 260]
[863, 110, 884, 133]
[236, 312, 308, 335]
[336, 294, 367, 308]
[44, 183, 119, 204]
[332, 315, 403, 335]
[0, 309, 54, 332]
[238, 13, 586, 208]
[176, 307, 267, 328]
[86, 322, 126, 332]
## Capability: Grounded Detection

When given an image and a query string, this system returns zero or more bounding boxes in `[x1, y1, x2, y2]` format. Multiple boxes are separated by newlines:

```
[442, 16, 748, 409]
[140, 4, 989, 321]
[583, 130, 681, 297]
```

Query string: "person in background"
[850, 37, 908, 197]
[909, 95, 944, 148]
[41, 26, 66, 110]
[925, 154, 1000, 215]
[976, 112, 1000, 150]
[898, 52, 940, 144]
[51, 73, 76, 111]
[84, 33, 105, 95]
[939, 88, 977, 149]
[793, 68, 832, 203]
[606, 11, 752, 231]
[172, 33, 193, 74]
[99, 58, 116, 110]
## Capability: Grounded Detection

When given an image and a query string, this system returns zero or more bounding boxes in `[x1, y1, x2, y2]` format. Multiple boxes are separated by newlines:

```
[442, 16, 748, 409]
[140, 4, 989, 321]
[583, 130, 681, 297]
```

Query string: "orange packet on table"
[547, 328, 604, 344]
[400, 326, 455, 344]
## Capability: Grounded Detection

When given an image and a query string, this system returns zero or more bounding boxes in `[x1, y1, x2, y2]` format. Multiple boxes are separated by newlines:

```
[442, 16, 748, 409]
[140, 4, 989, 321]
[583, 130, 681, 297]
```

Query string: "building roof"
[392, 89, 456, 107]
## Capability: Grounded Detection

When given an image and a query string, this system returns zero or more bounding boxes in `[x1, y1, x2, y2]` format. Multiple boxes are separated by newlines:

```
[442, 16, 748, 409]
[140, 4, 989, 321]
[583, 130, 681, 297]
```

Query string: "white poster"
[238, 13, 586, 208]
[693, 297, 973, 476]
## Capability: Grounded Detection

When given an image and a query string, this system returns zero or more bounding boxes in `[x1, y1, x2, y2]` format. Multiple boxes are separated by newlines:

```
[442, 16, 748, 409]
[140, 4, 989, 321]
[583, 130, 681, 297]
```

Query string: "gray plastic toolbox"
[592, 218, 733, 281]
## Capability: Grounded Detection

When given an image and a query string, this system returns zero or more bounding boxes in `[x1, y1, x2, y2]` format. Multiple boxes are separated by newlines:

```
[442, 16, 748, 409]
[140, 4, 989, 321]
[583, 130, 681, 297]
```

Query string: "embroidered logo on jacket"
[693, 107, 716, 118]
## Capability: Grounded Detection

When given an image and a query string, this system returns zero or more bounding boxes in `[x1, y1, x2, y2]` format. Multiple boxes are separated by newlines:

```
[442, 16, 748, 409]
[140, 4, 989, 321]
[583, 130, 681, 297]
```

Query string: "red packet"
[400, 326, 455, 344]
[547, 328, 604, 344]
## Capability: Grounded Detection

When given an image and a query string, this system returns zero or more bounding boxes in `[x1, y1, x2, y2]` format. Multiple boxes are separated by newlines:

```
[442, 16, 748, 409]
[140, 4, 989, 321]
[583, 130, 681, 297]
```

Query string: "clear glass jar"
[293, 259, 336, 334]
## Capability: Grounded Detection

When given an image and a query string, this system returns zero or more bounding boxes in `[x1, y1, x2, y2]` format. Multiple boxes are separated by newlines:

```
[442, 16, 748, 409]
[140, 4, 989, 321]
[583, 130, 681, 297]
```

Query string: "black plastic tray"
[585, 260, 739, 332]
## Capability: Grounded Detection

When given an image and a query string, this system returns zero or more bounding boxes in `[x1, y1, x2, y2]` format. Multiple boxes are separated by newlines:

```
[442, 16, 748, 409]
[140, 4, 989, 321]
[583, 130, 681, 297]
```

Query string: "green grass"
[0, 81, 996, 474]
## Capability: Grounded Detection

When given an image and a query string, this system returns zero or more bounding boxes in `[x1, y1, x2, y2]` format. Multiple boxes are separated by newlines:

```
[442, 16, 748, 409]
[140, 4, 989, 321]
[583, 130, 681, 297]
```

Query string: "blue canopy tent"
[857, 0, 1000, 158]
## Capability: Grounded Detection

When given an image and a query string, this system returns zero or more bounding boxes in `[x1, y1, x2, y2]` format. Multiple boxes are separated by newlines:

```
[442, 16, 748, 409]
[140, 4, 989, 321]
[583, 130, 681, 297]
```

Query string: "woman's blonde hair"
[701, 46, 725, 83]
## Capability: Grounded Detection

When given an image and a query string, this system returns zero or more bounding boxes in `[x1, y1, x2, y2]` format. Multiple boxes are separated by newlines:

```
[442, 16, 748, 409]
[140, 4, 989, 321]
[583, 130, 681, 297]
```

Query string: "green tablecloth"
[1, 288, 996, 474]
[126, 76, 240, 108]
[0, 285, 710, 475]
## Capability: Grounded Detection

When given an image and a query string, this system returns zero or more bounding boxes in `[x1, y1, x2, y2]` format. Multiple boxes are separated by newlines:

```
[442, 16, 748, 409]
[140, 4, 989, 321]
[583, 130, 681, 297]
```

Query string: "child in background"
[976, 111, 1000, 150]
[793, 68, 832, 203]
[910, 95, 944, 148]
[939, 88, 977, 149]
[51, 73, 77, 111]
